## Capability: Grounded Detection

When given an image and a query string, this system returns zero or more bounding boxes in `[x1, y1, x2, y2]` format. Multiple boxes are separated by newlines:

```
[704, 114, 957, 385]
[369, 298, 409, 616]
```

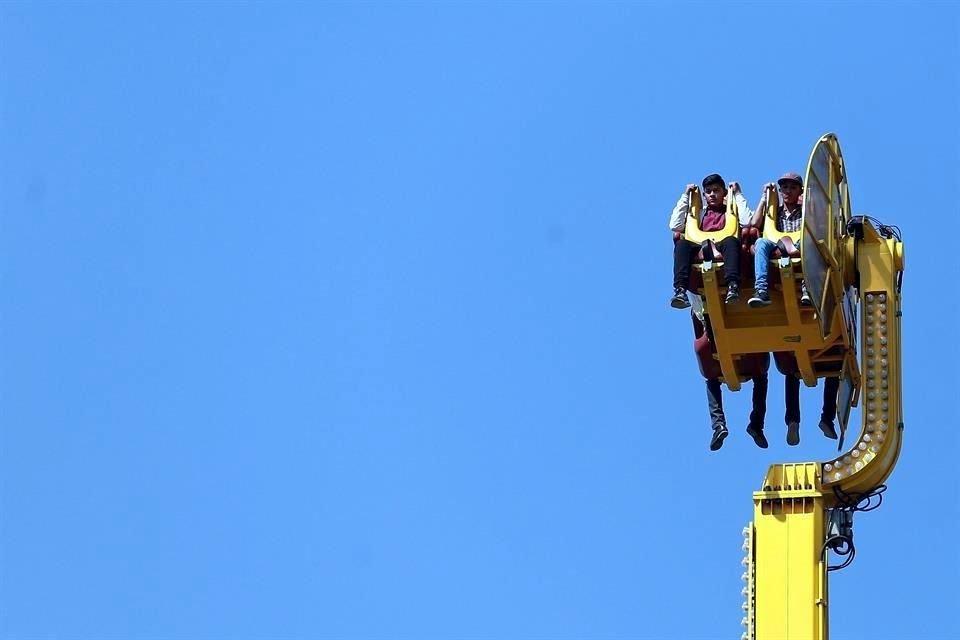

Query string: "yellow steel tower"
[688, 134, 904, 639]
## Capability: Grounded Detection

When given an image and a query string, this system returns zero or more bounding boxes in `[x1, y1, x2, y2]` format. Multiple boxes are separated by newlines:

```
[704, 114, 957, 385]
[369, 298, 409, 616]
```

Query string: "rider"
[668, 174, 753, 309]
[746, 172, 810, 307]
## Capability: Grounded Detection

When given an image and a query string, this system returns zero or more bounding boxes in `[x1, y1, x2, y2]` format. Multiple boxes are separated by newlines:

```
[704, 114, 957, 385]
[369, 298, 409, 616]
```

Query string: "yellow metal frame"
[803, 134, 852, 342]
[736, 135, 905, 640]
[821, 229, 904, 493]
[749, 464, 828, 640]
[702, 273, 844, 391]
[699, 137, 854, 392]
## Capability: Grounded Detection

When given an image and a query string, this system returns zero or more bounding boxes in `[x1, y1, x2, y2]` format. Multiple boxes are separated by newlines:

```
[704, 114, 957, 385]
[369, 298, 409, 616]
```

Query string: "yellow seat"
[761, 185, 802, 249]
[682, 186, 739, 245]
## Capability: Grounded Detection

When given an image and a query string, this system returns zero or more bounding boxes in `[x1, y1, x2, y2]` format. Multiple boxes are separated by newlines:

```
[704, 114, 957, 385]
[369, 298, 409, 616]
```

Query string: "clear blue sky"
[1, 3, 957, 639]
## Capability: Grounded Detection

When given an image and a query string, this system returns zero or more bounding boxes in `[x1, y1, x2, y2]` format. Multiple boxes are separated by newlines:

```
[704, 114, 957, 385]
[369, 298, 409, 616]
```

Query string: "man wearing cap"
[668, 173, 754, 309]
[746, 172, 809, 307]
[745, 172, 840, 445]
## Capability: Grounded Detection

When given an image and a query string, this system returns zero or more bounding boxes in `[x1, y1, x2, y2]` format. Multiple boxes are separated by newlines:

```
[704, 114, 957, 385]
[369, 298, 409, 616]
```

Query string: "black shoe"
[786, 421, 800, 446]
[710, 425, 729, 451]
[671, 287, 690, 309]
[746, 423, 768, 449]
[748, 288, 771, 308]
[725, 282, 740, 304]
[800, 282, 812, 307]
[819, 420, 838, 440]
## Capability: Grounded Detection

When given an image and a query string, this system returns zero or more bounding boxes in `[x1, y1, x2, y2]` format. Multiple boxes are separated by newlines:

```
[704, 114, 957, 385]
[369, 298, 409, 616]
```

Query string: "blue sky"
[1, 2, 957, 639]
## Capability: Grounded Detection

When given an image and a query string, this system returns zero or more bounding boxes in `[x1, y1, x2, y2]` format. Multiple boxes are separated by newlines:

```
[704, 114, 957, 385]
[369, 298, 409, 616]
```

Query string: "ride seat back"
[761, 184, 803, 248]
[683, 186, 739, 245]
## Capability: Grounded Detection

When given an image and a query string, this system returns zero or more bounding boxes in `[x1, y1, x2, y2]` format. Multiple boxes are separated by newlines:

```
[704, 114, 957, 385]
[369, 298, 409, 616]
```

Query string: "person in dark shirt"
[668, 173, 751, 309]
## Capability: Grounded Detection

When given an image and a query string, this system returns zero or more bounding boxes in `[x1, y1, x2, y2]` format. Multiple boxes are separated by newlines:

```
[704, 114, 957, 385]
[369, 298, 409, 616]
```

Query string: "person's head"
[701, 173, 727, 207]
[777, 172, 803, 207]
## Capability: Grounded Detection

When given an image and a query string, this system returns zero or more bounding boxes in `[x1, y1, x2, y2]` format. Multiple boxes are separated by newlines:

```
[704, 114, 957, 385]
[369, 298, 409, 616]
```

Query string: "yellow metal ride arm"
[700, 134, 905, 640]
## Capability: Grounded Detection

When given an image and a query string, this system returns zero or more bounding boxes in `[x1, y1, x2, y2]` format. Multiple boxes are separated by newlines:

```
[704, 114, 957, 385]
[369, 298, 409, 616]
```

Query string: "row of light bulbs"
[824, 292, 890, 483]
[740, 525, 754, 640]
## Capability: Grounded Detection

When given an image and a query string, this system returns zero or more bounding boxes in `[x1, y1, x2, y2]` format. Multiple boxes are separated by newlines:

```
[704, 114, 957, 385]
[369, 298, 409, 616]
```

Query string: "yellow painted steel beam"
[821, 229, 904, 498]
[738, 135, 904, 640]
[751, 463, 828, 640]
[705, 299, 845, 384]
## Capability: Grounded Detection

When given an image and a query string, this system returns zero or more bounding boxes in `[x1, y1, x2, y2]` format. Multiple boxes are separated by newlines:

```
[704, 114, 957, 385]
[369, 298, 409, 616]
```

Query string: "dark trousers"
[784, 376, 840, 424]
[674, 236, 741, 289]
[706, 374, 768, 431]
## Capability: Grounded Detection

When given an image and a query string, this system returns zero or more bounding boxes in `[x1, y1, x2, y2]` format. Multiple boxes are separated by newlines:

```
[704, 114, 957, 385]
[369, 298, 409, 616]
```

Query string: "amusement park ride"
[681, 134, 904, 639]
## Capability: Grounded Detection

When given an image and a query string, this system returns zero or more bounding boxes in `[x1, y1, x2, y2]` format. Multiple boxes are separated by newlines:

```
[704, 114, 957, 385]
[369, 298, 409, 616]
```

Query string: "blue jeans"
[753, 238, 778, 291]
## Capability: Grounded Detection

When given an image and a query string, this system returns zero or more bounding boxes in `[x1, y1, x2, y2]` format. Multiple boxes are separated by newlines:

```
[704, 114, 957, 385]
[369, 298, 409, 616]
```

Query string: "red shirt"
[700, 206, 727, 232]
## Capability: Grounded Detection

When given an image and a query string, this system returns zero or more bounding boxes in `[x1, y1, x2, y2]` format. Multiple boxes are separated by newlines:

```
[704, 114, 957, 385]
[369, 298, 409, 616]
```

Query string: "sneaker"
[725, 282, 740, 304]
[748, 288, 771, 308]
[819, 420, 838, 440]
[710, 425, 729, 451]
[786, 421, 800, 446]
[671, 287, 690, 309]
[746, 423, 768, 449]
[800, 282, 812, 306]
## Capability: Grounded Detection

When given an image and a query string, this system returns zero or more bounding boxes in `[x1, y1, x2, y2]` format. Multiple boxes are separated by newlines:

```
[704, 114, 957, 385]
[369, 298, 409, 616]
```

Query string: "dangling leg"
[717, 236, 741, 303]
[784, 374, 801, 445]
[746, 373, 769, 448]
[706, 378, 728, 450]
[672, 239, 698, 309]
[819, 377, 840, 439]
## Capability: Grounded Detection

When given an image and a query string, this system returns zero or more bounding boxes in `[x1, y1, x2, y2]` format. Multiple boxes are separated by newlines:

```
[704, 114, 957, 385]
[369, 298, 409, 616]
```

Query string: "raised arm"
[669, 184, 697, 232]
[746, 182, 774, 228]
[728, 181, 755, 226]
